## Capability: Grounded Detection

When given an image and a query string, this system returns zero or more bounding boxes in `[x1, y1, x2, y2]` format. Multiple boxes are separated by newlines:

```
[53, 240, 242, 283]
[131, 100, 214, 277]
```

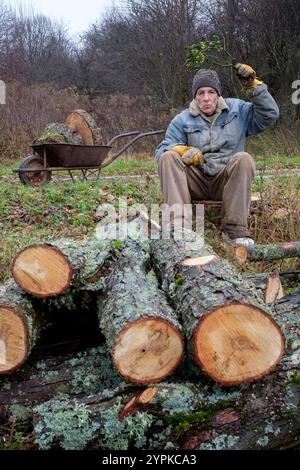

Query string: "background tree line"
[0, 0, 299, 159]
[1, 0, 299, 110]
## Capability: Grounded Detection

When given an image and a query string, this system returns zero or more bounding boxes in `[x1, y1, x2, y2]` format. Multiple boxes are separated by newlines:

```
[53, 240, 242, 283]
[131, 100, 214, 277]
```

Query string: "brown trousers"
[158, 151, 256, 238]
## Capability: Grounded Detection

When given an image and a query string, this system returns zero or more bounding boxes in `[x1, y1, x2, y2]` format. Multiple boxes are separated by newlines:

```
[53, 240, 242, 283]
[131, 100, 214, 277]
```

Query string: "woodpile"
[1, 217, 286, 386]
[0, 216, 299, 450]
[32, 110, 102, 146]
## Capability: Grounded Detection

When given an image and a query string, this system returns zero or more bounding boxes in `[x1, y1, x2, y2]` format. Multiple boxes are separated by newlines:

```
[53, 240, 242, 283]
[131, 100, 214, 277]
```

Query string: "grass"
[101, 154, 156, 176]
[0, 172, 161, 282]
[2, 152, 300, 178]
[0, 153, 299, 291]
[255, 155, 300, 170]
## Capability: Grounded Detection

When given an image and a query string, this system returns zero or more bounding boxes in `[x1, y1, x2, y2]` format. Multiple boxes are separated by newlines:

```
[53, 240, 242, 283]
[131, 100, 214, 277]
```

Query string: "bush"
[0, 82, 173, 162]
[0, 81, 299, 163]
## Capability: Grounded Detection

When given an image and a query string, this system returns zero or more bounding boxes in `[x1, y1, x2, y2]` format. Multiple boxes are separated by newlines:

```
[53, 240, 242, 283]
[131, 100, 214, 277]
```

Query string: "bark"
[30, 368, 300, 450]
[273, 292, 300, 315]
[245, 272, 284, 303]
[98, 240, 184, 385]
[0, 280, 47, 375]
[235, 241, 300, 263]
[150, 229, 284, 386]
[33, 123, 83, 145]
[0, 345, 129, 406]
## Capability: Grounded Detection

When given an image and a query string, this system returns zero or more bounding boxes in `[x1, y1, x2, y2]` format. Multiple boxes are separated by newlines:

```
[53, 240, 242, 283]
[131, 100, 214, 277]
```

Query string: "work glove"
[171, 145, 204, 166]
[235, 63, 263, 93]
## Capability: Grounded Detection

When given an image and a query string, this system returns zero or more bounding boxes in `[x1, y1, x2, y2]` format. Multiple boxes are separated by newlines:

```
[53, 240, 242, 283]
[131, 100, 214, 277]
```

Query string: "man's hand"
[171, 145, 204, 166]
[235, 63, 263, 92]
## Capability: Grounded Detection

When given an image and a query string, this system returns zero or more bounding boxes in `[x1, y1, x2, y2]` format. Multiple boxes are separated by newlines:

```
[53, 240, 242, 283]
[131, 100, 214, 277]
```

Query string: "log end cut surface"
[0, 307, 27, 374]
[114, 318, 184, 384]
[12, 245, 72, 297]
[194, 303, 285, 385]
[65, 109, 101, 145]
[235, 245, 248, 263]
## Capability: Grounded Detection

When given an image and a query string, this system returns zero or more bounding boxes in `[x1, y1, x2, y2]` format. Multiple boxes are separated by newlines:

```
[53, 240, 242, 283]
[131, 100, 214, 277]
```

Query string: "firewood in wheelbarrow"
[64, 109, 103, 145]
[33, 123, 83, 145]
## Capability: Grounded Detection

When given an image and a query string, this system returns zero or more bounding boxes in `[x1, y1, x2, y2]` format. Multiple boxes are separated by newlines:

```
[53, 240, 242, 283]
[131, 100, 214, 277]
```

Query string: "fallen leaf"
[213, 408, 240, 427]
[182, 431, 215, 450]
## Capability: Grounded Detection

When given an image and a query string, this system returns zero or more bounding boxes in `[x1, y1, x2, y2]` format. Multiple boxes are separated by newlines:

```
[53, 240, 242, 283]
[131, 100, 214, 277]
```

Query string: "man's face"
[195, 87, 218, 116]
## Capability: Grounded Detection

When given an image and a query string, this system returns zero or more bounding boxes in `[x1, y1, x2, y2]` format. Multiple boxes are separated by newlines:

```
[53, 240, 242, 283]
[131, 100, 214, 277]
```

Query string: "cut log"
[151, 229, 285, 386]
[30, 371, 300, 450]
[235, 241, 300, 263]
[11, 214, 161, 299]
[12, 244, 73, 298]
[11, 218, 160, 299]
[245, 272, 284, 303]
[98, 240, 184, 385]
[12, 238, 113, 298]
[265, 272, 284, 303]
[65, 109, 102, 145]
[0, 280, 47, 375]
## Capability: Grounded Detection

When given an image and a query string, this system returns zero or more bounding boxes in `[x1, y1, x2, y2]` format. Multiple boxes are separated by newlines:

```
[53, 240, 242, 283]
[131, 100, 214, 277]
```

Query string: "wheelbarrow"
[14, 130, 165, 187]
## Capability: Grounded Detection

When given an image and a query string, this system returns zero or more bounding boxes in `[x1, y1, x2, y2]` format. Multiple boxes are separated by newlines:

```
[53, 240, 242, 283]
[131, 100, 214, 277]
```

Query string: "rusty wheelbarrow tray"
[14, 130, 165, 186]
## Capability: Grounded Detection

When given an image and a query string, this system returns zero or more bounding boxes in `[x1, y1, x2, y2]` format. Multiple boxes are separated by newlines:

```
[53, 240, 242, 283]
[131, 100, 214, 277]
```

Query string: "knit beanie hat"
[192, 69, 221, 97]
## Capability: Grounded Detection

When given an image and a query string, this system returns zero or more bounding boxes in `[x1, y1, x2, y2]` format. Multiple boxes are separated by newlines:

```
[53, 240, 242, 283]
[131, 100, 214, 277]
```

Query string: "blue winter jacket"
[155, 84, 279, 176]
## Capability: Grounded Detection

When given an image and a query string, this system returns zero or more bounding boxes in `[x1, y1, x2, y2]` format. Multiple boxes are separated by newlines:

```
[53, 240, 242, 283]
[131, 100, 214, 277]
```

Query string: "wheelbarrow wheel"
[18, 155, 52, 186]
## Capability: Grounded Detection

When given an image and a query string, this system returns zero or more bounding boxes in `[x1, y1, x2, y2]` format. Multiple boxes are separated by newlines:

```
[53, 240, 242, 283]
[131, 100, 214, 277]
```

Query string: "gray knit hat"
[192, 69, 221, 97]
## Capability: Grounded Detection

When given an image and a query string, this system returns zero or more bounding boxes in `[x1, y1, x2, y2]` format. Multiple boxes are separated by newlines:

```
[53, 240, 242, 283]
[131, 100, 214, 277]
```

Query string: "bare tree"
[80, 0, 203, 107]
[0, 4, 76, 87]
[198, 0, 300, 108]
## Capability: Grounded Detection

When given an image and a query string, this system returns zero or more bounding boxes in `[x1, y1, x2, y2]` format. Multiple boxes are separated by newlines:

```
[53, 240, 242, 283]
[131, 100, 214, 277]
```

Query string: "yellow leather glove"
[171, 145, 204, 166]
[235, 63, 263, 93]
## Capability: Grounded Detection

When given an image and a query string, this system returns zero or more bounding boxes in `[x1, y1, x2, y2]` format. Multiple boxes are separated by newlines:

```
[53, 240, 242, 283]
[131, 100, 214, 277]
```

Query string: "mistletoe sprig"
[185, 34, 236, 71]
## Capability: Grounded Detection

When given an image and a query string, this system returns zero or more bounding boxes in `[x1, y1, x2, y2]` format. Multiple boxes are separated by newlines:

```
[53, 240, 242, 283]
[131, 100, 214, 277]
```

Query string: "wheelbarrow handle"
[101, 129, 166, 169]
[106, 131, 141, 146]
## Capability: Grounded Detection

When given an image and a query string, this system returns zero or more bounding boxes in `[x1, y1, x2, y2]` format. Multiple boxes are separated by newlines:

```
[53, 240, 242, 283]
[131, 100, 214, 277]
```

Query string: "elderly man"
[155, 64, 279, 246]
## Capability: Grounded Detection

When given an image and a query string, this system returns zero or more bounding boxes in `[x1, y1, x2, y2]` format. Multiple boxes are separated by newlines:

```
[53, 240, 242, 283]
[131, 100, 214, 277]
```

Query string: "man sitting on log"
[155, 64, 279, 247]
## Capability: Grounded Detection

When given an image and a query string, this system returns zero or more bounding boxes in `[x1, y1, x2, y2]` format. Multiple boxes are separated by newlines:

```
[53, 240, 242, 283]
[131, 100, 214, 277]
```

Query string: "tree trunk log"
[235, 241, 300, 263]
[12, 238, 113, 298]
[150, 230, 285, 386]
[30, 368, 300, 450]
[98, 240, 184, 385]
[0, 345, 129, 406]
[0, 280, 47, 375]
[11, 213, 159, 298]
